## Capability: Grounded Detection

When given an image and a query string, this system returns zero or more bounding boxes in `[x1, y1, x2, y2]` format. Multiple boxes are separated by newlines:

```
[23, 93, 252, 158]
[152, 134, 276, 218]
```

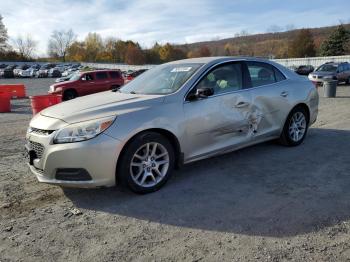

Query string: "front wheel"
[117, 132, 175, 194]
[279, 106, 309, 146]
[63, 90, 77, 101]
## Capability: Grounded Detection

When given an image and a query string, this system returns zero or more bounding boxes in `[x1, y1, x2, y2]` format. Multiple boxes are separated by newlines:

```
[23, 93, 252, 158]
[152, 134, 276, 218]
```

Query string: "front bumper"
[26, 131, 124, 188]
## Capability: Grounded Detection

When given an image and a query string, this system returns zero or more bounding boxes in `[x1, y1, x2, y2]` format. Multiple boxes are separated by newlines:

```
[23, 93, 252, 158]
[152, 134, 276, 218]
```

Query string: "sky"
[1, 0, 349, 56]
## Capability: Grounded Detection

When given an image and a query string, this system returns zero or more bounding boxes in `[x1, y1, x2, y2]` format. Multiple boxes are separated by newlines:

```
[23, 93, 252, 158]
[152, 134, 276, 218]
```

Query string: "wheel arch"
[280, 102, 311, 136]
[116, 128, 183, 175]
[63, 88, 77, 100]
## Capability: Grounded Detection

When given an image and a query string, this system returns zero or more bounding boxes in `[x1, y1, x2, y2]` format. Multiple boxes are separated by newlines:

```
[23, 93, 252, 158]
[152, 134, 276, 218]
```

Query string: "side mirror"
[197, 87, 214, 98]
[187, 87, 214, 101]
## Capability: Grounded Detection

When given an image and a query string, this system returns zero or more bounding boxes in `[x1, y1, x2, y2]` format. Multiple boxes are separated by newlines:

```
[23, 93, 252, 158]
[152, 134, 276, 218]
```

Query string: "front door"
[183, 62, 253, 161]
[79, 73, 96, 95]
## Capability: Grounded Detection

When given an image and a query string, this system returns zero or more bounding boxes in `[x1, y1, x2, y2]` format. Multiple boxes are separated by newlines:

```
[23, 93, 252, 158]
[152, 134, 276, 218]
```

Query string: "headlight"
[53, 116, 116, 144]
[49, 85, 55, 92]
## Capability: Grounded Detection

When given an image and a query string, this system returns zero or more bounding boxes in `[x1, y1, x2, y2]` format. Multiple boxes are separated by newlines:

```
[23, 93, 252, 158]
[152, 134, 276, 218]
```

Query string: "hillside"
[177, 24, 350, 58]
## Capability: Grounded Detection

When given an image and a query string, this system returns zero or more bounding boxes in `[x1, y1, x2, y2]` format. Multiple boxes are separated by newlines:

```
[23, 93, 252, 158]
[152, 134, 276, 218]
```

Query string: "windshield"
[316, 64, 337, 72]
[119, 63, 203, 95]
[69, 72, 81, 81]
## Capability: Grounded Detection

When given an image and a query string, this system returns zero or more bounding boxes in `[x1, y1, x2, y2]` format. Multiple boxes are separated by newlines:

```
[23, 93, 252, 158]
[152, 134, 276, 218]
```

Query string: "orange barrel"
[30, 94, 62, 115]
[0, 84, 26, 98]
[0, 92, 11, 112]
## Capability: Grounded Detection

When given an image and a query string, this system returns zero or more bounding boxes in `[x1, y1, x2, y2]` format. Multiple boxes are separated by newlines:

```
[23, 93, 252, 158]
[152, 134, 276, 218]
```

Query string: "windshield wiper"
[129, 91, 138, 94]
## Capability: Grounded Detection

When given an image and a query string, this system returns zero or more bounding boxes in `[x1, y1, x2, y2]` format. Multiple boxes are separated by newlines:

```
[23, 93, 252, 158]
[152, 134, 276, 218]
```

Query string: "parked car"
[19, 64, 41, 78]
[308, 62, 350, 84]
[36, 63, 56, 78]
[294, 65, 314, 75]
[48, 68, 62, 78]
[48, 70, 124, 100]
[55, 75, 73, 83]
[0, 64, 8, 77]
[3, 65, 17, 78]
[124, 69, 148, 83]
[26, 57, 318, 193]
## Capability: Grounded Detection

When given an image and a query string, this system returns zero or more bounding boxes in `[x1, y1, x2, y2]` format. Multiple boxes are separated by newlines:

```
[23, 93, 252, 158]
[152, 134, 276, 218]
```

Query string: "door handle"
[234, 101, 249, 108]
[280, 91, 288, 97]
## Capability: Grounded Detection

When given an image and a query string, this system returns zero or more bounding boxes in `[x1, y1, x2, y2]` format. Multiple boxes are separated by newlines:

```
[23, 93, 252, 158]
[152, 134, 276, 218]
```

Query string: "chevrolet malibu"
[26, 57, 319, 194]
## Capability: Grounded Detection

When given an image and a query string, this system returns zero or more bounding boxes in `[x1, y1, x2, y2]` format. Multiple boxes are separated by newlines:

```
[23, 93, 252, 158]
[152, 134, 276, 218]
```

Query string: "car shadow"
[63, 128, 350, 237]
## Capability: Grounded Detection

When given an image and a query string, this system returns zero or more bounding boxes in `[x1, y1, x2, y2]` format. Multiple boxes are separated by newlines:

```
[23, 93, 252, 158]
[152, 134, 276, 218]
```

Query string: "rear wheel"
[279, 106, 309, 146]
[63, 89, 77, 101]
[117, 132, 175, 194]
[111, 85, 120, 91]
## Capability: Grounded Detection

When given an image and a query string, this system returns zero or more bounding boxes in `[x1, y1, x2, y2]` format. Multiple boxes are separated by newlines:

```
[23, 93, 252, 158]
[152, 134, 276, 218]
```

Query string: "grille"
[30, 127, 54, 136]
[29, 141, 45, 159]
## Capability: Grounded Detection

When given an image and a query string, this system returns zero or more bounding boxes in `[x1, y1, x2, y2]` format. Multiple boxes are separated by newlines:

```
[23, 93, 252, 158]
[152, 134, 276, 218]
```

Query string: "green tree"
[321, 24, 350, 56]
[288, 29, 316, 58]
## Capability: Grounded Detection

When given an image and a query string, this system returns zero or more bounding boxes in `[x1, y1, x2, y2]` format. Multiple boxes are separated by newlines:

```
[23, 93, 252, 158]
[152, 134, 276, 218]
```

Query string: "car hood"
[40, 91, 165, 124]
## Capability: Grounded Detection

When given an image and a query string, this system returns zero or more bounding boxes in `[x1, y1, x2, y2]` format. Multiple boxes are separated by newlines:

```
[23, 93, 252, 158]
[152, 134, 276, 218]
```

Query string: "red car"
[49, 70, 124, 100]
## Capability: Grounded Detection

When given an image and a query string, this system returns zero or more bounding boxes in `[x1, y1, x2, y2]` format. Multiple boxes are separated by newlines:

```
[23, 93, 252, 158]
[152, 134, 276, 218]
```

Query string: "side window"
[109, 71, 121, 79]
[246, 62, 277, 87]
[247, 62, 286, 87]
[274, 67, 286, 82]
[96, 72, 108, 80]
[338, 65, 344, 72]
[195, 63, 243, 95]
[83, 73, 94, 81]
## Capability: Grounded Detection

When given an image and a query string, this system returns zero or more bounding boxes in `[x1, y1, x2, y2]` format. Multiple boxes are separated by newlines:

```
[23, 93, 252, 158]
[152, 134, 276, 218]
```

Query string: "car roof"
[82, 69, 121, 74]
[167, 56, 273, 65]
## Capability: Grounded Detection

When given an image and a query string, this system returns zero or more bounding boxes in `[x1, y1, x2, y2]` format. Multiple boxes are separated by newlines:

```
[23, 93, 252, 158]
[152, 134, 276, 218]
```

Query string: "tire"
[346, 77, 350, 85]
[117, 132, 175, 194]
[63, 89, 77, 101]
[279, 106, 309, 146]
[111, 85, 120, 91]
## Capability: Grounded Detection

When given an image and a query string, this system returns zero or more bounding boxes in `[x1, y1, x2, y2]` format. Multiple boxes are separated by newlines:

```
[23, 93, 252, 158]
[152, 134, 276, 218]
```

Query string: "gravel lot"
[0, 78, 350, 261]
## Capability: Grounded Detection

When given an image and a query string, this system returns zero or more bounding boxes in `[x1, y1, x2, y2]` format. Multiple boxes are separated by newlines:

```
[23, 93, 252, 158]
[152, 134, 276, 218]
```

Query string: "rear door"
[183, 61, 254, 161]
[244, 61, 290, 139]
[95, 71, 110, 92]
[109, 71, 123, 88]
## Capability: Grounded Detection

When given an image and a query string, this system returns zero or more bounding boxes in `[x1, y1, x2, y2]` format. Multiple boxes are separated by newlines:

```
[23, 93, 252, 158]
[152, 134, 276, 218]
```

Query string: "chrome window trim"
[183, 59, 289, 103]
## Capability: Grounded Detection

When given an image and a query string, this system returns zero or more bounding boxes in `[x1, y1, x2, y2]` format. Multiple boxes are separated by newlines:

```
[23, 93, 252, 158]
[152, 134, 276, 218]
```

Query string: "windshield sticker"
[171, 67, 192, 72]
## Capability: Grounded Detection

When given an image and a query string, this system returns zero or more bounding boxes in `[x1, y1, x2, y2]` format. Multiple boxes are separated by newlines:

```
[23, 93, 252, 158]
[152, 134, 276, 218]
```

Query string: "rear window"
[246, 62, 286, 87]
[96, 72, 108, 80]
[109, 71, 121, 79]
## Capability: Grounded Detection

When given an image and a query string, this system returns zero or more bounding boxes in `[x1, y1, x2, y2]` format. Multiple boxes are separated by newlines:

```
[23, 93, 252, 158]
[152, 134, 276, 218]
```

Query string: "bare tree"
[13, 34, 37, 59]
[0, 14, 9, 52]
[48, 29, 76, 61]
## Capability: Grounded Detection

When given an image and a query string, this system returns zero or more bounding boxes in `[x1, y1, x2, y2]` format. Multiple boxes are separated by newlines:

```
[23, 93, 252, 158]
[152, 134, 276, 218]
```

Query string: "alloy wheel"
[288, 111, 307, 142]
[130, 142, 170, 188]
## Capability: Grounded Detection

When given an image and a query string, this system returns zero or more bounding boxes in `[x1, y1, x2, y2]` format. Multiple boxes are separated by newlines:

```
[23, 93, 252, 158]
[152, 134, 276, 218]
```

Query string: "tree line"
[1, 14, 349, 64]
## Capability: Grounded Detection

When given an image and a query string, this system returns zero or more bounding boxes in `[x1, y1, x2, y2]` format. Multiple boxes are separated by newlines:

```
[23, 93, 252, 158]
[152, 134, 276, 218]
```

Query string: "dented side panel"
[183, 90, 254, 161]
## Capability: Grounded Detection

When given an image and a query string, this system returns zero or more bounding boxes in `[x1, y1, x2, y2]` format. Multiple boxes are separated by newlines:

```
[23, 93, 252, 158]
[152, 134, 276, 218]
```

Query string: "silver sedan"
[26, 57, 319, 193]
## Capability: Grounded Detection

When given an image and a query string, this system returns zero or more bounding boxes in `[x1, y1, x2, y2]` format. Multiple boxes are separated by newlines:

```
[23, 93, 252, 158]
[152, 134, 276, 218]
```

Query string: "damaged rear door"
[183, 61, 255, 162]
[244, 61, 291, 139]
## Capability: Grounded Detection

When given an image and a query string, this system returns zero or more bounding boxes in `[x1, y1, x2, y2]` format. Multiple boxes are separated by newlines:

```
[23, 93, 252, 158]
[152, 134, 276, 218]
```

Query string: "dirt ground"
[0, 78, 350, 262]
